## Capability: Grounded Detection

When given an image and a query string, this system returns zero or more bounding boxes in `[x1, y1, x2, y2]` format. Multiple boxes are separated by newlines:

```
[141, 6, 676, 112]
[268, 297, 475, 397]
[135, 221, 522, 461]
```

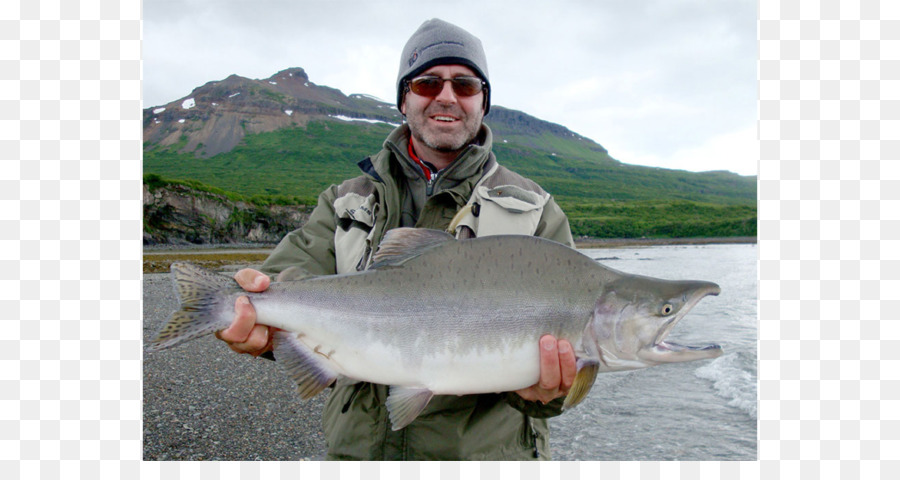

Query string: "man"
[215, 18, 578, 460]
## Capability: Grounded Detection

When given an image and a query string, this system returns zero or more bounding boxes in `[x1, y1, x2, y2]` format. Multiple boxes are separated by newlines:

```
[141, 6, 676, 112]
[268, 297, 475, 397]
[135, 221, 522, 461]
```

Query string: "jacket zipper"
[426, 172, 438, 196]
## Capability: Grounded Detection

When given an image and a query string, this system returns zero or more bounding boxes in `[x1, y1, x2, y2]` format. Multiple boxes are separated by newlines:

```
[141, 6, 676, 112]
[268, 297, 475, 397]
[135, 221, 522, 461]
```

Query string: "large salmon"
[148, 228, 723, 430]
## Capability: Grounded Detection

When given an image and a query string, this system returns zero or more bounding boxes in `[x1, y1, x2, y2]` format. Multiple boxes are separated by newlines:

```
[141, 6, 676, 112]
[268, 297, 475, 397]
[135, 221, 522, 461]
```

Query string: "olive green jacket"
[260, 124, 574, 460]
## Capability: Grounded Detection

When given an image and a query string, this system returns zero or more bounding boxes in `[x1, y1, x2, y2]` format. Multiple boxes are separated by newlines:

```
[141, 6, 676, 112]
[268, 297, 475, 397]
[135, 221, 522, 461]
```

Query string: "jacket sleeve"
[503, 194, 575, 418]
[535, 196, 575, 248]
[259, 185, 340, 278]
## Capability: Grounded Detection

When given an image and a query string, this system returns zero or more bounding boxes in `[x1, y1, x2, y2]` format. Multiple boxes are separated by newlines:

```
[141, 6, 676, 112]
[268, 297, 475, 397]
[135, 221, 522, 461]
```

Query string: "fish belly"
[418, 343, 541, 394]
[253, 300, 544, 394]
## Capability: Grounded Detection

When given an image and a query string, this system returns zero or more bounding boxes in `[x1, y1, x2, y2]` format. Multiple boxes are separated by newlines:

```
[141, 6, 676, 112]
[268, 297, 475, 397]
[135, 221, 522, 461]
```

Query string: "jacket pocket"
[333, 192, 378, 273]
[453, 185, 550, 238]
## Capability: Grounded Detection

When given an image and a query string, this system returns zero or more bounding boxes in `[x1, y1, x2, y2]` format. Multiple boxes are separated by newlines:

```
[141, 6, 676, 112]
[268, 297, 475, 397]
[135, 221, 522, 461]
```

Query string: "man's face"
[400, 64, 485, 155]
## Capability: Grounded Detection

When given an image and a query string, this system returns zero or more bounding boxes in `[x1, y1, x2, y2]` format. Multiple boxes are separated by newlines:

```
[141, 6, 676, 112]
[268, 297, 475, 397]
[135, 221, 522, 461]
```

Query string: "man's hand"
[214, 268, 278, 356]
[514, 335, 577, 404]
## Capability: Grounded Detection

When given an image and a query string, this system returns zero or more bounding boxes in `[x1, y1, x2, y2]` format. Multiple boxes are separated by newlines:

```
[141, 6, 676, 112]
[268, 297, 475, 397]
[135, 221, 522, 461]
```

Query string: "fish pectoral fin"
[563, 358, 600, 410]
[272, 331, 339, 400]
[385, 386, 435, 431]
[371, 228, 455, 268]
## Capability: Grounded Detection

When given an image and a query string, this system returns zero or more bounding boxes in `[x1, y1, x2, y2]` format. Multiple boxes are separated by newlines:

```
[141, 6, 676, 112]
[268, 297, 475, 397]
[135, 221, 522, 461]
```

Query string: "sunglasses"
[407, 75, 486, 98]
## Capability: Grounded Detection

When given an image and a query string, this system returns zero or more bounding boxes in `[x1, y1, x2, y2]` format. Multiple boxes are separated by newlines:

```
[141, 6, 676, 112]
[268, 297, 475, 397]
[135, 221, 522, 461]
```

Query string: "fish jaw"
[590, 277, 723, 371]
[644, 340, 723, 363]
[640, 281, 723, 364]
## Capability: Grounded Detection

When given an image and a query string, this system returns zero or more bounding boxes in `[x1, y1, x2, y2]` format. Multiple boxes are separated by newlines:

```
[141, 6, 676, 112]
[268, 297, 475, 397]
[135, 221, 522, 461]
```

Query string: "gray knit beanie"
[396, 18, 491, 114]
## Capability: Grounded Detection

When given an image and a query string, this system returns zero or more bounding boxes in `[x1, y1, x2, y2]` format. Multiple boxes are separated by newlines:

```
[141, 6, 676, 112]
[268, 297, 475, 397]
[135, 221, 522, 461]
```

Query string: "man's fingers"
[230, 324, 271, 354]
[234, 268, 269, 292]
[219, 296, 256, 343]
[538, 335, 561, 391]
[558, 339, 577, 392]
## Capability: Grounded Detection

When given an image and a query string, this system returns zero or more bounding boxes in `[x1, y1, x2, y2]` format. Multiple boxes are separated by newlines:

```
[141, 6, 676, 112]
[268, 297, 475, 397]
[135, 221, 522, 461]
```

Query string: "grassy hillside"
[144, 120, 394, 204]
[144, 119, 756, 239]
[563, 200, 756, 238]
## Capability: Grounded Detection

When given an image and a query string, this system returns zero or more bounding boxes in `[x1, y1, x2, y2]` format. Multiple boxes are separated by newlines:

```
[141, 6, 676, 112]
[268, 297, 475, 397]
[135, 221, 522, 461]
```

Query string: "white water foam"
[694, 350, 757, 419]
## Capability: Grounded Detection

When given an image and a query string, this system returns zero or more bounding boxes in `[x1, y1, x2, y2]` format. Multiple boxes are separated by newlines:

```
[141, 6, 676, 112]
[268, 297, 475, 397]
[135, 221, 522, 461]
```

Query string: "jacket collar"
[378, 123, 494, 185]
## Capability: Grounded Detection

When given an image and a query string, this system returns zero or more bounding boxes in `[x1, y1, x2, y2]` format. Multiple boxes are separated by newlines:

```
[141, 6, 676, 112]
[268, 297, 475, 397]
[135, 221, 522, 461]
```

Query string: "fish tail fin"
[147, 262, 238, 351]
[563, 358, 600, 410]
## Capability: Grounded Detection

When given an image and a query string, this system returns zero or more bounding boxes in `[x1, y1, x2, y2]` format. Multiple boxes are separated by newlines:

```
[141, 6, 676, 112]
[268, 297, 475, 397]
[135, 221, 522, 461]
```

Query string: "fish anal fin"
[371, 228, 455, 268]
[386, 386, 435, 431]
[563, 358, 600, 410]
[273, 331, 339, 399]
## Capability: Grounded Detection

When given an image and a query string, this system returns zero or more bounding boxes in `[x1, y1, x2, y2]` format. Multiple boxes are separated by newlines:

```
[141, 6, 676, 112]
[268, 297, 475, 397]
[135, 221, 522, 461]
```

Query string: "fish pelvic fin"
[272, 331, 339, 399]
[563, 358, 600, 410]
[370, 228, 455, 268]
[148, 262, 238, 351]
[386, 386, 435, 431]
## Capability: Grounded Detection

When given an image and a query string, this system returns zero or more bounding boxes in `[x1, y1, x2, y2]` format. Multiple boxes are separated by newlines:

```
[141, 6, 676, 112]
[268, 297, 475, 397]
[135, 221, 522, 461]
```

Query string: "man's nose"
[433, 80, 457, 103]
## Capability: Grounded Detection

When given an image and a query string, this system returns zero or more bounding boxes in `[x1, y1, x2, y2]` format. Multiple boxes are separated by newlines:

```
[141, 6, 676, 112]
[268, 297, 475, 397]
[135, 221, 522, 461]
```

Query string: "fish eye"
[661, 304, 674, 315]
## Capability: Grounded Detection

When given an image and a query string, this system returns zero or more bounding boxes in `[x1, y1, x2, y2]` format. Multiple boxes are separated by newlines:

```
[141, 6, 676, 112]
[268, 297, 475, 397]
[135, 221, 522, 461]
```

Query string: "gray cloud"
[143, 0, 757, 175]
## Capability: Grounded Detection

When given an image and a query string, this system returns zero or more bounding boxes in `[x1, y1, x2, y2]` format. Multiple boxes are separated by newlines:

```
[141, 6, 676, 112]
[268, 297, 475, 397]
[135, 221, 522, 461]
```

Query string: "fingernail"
[559, 342, 570, 354]
[238, 296, 249, 305]
[254, 277, 265, 289]
[542, 337, 554, 350]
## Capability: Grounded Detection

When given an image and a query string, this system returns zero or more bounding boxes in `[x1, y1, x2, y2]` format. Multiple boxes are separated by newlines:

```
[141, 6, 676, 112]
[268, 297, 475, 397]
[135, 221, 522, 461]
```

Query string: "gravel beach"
[142, 272, 327, 461]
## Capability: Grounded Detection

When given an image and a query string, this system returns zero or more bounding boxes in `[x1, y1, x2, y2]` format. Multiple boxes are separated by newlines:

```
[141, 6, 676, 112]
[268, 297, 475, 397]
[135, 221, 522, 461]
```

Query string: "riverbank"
[143, 236, 757, 273]
[574, 236, 757, 249]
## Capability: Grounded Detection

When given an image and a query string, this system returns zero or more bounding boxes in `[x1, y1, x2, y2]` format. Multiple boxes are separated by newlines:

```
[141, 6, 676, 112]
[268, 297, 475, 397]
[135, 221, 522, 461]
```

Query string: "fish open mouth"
[655, 341, 722, 352]
[650, 283, 723, 361]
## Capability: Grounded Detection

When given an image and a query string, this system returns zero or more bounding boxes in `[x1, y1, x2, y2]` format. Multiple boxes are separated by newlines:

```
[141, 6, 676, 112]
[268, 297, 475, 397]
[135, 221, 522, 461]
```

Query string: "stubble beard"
[408, 107, 483, 155]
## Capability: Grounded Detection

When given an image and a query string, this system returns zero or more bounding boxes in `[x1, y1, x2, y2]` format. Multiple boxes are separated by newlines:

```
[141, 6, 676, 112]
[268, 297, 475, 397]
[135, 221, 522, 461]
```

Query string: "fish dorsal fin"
[386, 386, 434, 431]
[563, 358, 600, 410]
[371, 228, 455, 268]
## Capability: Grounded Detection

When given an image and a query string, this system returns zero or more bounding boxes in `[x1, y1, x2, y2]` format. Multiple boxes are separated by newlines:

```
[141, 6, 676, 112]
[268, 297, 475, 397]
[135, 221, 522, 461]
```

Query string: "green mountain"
[143, 67, 756, 239]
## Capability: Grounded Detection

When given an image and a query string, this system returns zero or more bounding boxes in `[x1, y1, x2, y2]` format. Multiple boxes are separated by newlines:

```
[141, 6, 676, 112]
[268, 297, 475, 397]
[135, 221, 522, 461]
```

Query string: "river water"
[550, 243, 758, 461]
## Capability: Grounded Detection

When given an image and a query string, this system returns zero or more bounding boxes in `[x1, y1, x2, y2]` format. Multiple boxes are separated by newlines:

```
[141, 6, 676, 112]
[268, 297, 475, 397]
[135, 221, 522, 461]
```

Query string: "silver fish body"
[149, 228, 723, 429]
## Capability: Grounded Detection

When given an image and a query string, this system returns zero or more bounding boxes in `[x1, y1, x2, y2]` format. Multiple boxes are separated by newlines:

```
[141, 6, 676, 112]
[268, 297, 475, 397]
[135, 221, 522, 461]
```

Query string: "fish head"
[587, 275, 723, 371]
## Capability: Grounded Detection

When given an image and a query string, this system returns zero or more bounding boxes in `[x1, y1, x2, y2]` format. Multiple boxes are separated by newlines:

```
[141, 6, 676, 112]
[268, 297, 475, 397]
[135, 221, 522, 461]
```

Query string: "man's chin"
[432, 144, 465, 153]
[421, 134, 475, 154]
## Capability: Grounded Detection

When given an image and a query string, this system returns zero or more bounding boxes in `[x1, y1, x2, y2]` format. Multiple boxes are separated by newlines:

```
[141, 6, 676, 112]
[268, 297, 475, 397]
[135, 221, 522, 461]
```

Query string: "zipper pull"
[426, 175, 436, 196]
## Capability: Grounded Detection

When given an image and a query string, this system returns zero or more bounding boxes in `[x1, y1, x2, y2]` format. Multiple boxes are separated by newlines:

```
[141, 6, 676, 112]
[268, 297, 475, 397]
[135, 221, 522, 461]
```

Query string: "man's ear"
[400, 96, 407, 115]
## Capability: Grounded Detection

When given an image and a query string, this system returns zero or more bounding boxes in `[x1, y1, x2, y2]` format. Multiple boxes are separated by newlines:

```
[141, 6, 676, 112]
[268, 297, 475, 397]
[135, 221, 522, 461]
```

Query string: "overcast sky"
[144, 0, 758, 176]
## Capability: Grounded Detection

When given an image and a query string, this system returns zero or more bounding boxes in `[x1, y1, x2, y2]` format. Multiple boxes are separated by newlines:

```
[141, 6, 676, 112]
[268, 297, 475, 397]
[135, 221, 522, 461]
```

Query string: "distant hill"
[143, 67, 756, 241]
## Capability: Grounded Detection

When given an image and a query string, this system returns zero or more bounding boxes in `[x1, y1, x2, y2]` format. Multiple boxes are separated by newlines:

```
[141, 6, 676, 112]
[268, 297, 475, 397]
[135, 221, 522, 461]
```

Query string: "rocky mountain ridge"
[142, 67, 607, 159]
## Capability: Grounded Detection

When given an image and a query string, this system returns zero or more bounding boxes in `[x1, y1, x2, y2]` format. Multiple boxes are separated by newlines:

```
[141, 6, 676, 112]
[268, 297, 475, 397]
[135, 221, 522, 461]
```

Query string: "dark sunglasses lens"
[410, 77, 444, 96]
[451, 78, 483, 96]
[409, 77, 483, 97]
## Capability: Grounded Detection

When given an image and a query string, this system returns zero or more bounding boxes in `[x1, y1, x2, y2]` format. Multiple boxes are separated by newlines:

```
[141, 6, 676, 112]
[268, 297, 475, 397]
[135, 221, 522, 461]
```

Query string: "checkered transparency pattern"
[5, 0, 142, 479]
[8, 1, 895, 479]
[760, 0, 895, 479]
